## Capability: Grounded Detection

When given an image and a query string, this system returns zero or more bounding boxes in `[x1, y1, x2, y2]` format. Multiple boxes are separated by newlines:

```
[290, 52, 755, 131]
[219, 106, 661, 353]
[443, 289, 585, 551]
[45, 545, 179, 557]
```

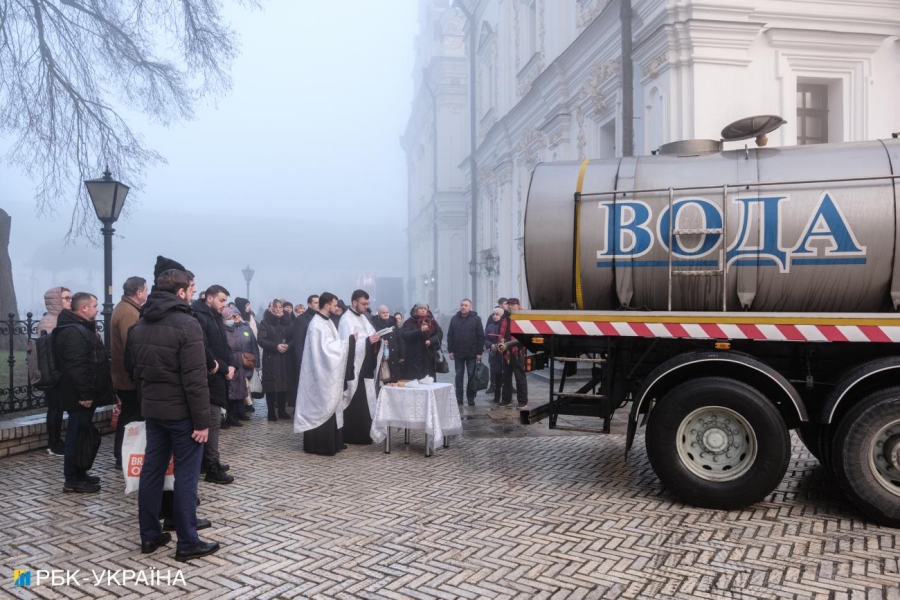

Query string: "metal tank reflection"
[524, 138, 900, 312]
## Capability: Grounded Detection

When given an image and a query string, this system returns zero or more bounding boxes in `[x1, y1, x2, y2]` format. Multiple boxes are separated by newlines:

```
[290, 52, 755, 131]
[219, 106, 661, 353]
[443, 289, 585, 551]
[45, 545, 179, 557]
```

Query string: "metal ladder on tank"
[666, 185, 729, 312]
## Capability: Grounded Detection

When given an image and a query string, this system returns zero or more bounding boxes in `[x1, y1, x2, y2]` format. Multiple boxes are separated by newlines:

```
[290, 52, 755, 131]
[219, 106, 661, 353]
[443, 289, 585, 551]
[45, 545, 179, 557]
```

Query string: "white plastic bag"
[249, 369, 264, 399]
[122, 421, 174, 494]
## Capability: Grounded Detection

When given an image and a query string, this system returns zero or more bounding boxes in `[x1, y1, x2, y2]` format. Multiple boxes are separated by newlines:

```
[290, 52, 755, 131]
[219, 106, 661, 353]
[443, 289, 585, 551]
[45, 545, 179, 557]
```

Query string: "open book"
[375, 327, 395, 337]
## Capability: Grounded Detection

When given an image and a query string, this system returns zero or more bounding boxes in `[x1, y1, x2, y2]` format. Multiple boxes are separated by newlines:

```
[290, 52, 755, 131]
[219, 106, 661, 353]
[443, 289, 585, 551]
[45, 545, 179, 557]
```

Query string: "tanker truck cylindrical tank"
[524, 139, 900, 313]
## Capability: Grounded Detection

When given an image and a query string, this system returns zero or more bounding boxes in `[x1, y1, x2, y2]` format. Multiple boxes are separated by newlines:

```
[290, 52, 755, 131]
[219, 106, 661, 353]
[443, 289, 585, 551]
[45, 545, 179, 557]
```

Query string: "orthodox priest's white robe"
[293, 313, 351, 433]
[338, 309, 383, 418]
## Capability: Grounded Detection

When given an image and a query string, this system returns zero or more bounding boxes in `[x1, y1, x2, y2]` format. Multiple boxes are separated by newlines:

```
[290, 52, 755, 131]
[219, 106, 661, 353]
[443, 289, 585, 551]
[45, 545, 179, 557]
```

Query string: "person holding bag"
[222, 307, 253, 425]
[55, 292, 113, 494]
[232, 309, 260, 411]
[129, 268, 219, 562]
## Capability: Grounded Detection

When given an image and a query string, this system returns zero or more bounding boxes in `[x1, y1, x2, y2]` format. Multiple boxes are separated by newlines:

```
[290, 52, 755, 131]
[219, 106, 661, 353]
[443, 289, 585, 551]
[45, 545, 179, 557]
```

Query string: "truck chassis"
[512, 310, 900, 527]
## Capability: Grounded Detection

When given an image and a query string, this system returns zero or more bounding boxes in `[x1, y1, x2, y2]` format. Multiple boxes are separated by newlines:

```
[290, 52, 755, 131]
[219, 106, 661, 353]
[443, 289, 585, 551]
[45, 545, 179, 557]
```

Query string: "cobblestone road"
[1, 376, 899, 599]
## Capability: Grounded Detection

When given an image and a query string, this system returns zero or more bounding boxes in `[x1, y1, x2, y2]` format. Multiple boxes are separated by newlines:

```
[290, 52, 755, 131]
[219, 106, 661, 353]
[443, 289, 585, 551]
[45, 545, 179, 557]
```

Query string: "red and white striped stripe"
[511, 320, 900, 343]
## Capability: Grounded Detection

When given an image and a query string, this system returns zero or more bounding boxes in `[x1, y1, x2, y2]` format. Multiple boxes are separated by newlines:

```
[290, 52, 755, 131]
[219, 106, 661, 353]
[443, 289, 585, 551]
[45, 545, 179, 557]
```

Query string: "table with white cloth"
[370, 382, 462, 455]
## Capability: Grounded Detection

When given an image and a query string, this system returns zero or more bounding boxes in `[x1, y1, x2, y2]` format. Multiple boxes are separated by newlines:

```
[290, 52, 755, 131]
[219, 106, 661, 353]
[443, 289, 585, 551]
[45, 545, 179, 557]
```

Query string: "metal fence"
[2, 312, 43, 415]
[0, 312, 103, 416]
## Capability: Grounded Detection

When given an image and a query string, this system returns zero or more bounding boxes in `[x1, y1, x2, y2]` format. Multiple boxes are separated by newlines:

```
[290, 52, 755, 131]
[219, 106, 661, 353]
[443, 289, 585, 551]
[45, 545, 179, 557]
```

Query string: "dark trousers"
[114, 390, 142, 465]
[202, 406, 222, 466]
[227, 398, 245, 421]
[489, 353, 503, 402]
[454, 357, 477, 404]
[45, 390, 64, 449]
[266, 391, 289, 417]
[501, 357, 528, 406]
[63, 406, 97, 482]
[139, 418, 204, 552]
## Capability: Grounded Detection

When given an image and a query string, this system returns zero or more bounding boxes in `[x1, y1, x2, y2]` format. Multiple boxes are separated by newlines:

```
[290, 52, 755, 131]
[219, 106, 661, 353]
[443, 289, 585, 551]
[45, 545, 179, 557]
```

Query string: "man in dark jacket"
[191, 285, 235, 484]
[447, 299, 485, 406]
[130, 268, 219, 562]
[291, 294, 319, 379]
[55, 292, 113, 493]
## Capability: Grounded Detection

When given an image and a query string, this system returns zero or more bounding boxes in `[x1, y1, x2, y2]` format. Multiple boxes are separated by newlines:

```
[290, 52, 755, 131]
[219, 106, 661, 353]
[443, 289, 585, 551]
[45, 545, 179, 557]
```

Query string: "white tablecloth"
[370, 383, 462, 452]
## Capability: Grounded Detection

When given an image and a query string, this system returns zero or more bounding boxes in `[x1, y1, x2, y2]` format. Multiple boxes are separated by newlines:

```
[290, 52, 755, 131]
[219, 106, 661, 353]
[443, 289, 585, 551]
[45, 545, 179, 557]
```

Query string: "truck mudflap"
[625, 350, 807, 453]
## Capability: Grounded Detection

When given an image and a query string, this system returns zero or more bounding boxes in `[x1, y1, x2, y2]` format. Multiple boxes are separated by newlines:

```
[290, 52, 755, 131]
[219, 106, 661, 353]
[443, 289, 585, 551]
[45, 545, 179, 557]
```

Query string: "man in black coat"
[191, 285, 235, 484]
[447, 298, 485, 406]
[130, 268, 219, 562]
[55, 292, 113, 493]
[291, 294, 319, 377]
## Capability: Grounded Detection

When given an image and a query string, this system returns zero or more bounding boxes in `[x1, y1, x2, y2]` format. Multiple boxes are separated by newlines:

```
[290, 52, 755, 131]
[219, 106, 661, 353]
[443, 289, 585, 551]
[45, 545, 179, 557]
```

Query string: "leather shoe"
[63, 480, 100, 493]
[174, 540, 220, 562]
[141, 532, 171, 554]
[163, 518, 211, 532]
[226, 419, 243, 427]
[237, 414, 251, 421]
[83, 474, 100, 484]
[277, 411, 291, 419]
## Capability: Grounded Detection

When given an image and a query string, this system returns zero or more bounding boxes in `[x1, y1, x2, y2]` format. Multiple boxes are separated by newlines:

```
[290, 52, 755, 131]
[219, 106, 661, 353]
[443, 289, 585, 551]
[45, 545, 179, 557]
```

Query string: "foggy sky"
[1, 0, 418, 314]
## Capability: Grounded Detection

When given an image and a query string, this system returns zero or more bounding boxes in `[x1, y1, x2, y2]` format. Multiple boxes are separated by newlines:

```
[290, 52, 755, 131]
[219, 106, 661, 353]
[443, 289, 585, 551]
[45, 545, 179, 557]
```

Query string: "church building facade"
[403, 0, 900, 316]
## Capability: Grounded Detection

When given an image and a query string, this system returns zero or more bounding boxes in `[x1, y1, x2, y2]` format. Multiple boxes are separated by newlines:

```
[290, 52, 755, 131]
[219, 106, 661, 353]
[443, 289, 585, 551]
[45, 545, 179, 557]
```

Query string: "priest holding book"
[338, 289, 384, 445]
[293, 293, 357, 456]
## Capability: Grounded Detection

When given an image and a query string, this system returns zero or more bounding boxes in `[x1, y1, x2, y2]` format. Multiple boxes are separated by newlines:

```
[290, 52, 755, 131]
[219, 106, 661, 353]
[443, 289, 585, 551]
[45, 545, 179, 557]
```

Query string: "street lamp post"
[242, 265, 255, 300]
[84, 167, 129, 352]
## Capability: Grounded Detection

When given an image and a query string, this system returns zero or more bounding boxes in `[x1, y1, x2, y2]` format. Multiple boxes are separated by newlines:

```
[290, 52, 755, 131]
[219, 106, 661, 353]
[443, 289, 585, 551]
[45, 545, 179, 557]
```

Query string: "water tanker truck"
[513, 116, 900, 527]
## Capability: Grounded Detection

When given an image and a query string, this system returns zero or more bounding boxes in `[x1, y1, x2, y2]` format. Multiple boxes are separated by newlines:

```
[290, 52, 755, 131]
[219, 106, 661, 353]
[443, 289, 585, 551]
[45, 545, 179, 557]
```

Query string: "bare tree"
[0, 0, 259, 237]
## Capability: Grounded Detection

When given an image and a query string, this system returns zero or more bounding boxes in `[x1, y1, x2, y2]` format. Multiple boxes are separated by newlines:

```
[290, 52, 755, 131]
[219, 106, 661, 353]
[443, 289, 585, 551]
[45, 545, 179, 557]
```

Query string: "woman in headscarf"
[221, 307, 251, 426]
[400, 303, 443, 380]
[234, 297, 258, 338]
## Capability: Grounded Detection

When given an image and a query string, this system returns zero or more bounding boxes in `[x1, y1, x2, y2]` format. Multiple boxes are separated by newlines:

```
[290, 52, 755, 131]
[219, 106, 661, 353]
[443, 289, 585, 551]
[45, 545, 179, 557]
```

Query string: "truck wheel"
[831, 387, 900, 527]
[646, 377, 790, 510]
[797, 424, 823, 461]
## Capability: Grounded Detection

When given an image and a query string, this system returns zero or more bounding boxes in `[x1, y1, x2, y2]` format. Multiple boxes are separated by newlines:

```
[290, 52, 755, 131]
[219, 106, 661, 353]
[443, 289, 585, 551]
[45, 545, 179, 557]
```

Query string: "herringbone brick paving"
[1, 395, 898, 599]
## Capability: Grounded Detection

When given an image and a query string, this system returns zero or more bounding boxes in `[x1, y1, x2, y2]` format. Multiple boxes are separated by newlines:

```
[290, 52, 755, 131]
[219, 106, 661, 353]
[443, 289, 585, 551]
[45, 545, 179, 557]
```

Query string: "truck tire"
[646, 377, 791, 510]
[831, 387, 900, 528]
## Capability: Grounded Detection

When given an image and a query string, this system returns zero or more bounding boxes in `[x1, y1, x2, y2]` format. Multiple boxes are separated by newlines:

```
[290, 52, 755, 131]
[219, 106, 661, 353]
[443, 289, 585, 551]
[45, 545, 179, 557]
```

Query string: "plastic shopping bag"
[121, 421, 174, 494]
[250, 369, 264, 399]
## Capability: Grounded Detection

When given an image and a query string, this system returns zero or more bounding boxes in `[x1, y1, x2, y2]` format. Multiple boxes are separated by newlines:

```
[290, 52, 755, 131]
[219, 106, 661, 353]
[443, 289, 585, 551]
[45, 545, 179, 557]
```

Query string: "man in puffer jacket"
[55, 292, 113, 493]
[129, 268, 219, 562]
[38, 286, 72, 456]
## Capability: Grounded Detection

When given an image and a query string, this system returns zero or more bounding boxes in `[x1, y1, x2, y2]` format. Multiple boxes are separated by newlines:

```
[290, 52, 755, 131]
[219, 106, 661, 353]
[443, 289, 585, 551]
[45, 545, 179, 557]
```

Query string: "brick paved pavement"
[1, 379, 899, 600]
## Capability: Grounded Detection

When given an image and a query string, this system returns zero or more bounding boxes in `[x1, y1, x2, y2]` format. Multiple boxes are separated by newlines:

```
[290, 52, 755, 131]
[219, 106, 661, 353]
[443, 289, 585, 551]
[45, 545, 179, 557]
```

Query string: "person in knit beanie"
[151, 256, 187, 292]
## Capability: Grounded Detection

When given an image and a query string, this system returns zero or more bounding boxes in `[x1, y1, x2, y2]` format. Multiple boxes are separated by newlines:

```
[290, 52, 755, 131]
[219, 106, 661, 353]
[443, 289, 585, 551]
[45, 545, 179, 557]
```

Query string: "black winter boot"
[204, 463, 234, 485]
[277, 394, 290, 420]
[266, 396, 277, 421]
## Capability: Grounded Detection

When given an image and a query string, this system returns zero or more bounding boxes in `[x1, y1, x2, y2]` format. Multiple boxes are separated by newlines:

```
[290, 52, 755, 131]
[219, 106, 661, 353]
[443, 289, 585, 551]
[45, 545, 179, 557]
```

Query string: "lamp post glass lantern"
[84, 167, 130, 351]
[484, 249, 498, 275]
[242, 265, 255, 300]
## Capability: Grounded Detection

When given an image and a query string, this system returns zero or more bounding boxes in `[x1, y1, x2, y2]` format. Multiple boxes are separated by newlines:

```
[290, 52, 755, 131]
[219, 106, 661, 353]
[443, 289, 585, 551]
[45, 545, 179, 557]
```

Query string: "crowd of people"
[34, 253, 529, 563]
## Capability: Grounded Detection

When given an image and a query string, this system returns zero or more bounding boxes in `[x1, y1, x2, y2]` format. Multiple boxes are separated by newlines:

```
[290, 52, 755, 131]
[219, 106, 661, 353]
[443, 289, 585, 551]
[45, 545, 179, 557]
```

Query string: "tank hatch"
[721, 115, 787, 147]
[656, 139, 723, 156]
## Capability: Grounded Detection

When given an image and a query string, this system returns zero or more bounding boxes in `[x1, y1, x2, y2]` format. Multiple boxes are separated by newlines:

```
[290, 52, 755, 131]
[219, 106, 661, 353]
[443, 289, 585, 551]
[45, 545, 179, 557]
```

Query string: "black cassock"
[302, 333, 356, 456]
[343, 339, 377, 445]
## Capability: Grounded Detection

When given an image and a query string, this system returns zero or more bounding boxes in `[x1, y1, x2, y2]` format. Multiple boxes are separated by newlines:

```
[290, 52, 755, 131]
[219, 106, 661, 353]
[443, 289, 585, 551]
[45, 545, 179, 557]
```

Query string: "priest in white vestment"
[338, 290, 383, 444]
[293, 293, 357, 455]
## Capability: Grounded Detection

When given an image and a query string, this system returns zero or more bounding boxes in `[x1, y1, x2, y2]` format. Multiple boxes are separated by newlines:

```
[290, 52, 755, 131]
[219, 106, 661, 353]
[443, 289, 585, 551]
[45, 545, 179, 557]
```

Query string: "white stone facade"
[404, 0, 900, 316]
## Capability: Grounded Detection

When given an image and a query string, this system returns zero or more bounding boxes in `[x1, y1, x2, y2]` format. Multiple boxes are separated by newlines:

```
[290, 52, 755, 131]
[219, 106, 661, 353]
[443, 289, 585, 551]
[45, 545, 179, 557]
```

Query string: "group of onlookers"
[445, 296, 529, 409]
[34, 263, 530, 564]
